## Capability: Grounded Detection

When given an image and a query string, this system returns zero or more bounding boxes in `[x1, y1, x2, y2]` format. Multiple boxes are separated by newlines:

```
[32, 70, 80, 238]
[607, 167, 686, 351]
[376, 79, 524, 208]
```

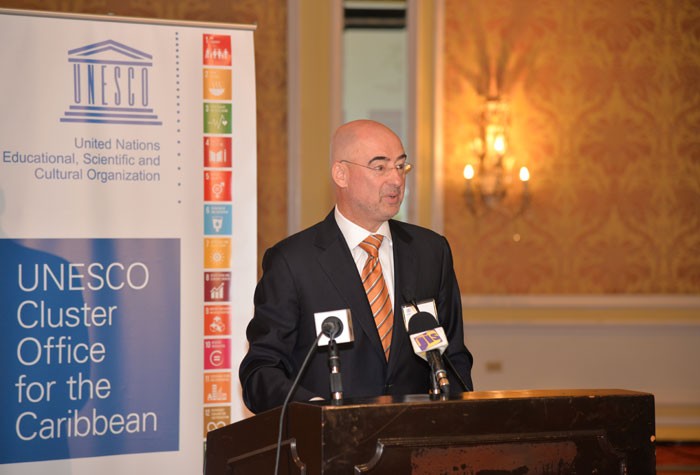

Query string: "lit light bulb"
[519, 166, 530, 182]
[463, 164, 475, 180]
[493, 134, 507, 155]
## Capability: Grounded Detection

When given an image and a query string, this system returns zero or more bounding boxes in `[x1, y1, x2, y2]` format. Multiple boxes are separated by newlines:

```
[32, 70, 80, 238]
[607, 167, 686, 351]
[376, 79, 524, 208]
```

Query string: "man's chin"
[381, 203, 402, 219]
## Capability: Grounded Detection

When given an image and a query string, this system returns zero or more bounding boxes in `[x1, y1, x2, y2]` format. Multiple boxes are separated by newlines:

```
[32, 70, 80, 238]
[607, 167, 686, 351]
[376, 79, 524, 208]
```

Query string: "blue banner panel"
[0, 238, 180, 464]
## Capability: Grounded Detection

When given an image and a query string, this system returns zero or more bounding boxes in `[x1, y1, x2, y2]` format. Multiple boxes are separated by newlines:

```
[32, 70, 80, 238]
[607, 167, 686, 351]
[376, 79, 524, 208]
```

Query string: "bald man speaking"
[239, 120, 473, 413]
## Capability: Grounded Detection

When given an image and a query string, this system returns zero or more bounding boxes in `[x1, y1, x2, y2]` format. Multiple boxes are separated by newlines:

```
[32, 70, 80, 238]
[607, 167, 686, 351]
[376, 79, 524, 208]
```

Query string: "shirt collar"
[334, 206, 392, 250]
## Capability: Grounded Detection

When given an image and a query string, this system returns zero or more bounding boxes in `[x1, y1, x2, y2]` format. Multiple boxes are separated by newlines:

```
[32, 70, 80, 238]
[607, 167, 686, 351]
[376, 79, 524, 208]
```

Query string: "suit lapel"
[315, 212, 385, 359]
[388, 220, 416, 371]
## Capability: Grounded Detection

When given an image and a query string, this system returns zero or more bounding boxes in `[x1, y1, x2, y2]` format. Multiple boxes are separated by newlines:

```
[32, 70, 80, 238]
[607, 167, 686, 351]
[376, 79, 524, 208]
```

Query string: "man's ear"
[331, 161, 348, 188]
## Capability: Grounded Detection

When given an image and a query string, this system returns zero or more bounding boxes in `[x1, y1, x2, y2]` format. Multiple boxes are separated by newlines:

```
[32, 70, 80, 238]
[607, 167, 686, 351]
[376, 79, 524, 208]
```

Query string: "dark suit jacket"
[239, 211, 473, 413]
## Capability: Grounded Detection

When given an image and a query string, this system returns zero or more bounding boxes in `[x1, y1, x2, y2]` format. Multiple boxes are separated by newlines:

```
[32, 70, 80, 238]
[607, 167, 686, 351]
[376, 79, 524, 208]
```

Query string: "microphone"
[322, 316, 343, 404]
[314, 309, 354, 403]
[407, 311, 450, 395]
[321, 316, 343, 340]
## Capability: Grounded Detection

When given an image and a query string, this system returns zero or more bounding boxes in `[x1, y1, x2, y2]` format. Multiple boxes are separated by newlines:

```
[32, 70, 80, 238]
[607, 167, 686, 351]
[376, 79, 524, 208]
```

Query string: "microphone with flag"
[407, 311, 450, 395]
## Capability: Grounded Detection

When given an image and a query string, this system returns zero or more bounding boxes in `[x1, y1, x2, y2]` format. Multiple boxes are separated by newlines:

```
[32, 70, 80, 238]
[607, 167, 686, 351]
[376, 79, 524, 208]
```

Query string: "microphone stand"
[328, 339, 343, 405]
[427, 354, 449, 399]
[428, 370, 441, 398]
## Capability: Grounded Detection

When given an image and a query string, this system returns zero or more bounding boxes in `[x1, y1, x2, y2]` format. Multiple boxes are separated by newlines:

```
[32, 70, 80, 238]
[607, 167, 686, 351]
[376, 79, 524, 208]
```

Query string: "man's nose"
[385, 166, 405, 183]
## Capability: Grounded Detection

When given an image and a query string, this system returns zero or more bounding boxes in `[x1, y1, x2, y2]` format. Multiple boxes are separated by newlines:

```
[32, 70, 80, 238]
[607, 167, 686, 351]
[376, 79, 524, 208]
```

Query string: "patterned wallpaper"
[443, 0, 700, 294]
[0, 0, 289, 265]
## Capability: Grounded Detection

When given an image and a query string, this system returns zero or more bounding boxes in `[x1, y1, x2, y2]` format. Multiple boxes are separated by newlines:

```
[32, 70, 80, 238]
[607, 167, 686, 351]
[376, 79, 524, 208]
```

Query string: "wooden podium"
[205, 389, 655, 474]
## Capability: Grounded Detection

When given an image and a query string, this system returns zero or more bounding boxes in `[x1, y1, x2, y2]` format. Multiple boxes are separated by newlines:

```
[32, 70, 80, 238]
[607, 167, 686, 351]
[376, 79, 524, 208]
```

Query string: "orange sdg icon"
[204, 305, 231, 336]
[204, 372, 231, 404]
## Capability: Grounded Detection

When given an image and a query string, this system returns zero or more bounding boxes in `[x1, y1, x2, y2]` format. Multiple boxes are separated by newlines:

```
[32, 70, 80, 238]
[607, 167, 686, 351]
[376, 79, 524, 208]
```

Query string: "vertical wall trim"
[407, 0, 444, 232]
[287, 0, 301, 234]
[432, 0, 445, 232]
[330, 0, 343, 133]
[406, 0, 419, 224]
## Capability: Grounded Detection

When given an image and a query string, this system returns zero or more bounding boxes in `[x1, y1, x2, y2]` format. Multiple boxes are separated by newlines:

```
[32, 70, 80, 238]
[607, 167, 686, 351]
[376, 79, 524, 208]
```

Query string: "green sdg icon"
[203, 103, 232, 134]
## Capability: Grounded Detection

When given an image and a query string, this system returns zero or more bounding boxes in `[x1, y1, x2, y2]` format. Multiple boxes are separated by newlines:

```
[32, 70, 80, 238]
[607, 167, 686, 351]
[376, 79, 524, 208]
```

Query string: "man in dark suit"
[239, 120, 473, 414]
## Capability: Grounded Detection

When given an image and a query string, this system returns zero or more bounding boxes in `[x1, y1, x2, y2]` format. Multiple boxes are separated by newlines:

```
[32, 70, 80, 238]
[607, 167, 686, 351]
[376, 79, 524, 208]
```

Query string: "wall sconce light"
[463, 97, 530, 218]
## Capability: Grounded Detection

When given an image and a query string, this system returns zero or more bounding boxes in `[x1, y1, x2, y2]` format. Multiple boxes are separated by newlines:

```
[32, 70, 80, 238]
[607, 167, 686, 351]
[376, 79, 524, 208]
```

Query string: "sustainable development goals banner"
[0, 9, 257, 474]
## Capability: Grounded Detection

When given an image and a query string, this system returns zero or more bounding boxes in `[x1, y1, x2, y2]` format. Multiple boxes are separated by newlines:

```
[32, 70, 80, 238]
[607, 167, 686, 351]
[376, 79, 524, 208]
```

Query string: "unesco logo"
[60, 40, 162, 126]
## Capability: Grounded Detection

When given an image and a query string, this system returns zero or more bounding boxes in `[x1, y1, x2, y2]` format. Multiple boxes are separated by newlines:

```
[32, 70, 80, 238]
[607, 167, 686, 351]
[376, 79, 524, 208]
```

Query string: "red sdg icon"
[203, 136, 232, 168]
[203, 34, 231, 66]
[204, 338, 231, 370]
[204, 271, 230, 302]
[204, 170, 232, 202]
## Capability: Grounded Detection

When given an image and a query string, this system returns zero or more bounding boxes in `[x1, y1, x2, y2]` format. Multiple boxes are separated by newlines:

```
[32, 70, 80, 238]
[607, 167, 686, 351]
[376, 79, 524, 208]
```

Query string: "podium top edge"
[290, 388, 654, 412]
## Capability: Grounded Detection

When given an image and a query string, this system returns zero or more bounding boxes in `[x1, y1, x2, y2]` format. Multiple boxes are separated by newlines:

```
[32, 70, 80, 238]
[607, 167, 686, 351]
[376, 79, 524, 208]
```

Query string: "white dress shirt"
[334, 207, 395, 308]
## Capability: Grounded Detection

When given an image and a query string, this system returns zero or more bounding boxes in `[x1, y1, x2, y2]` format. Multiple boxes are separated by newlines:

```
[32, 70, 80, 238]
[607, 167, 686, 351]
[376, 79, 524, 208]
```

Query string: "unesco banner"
[0, 9, 257, 474]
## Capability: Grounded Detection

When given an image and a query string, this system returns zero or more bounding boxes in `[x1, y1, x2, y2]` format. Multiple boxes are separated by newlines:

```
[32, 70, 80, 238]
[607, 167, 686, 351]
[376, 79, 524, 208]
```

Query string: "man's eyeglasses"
[340, 160, 412, 177]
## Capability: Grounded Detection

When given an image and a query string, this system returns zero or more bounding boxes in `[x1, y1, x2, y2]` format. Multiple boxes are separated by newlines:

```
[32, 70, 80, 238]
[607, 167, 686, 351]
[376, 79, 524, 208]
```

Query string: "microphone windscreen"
[407, 311, 438, 334]
[321, 316, 343, 339]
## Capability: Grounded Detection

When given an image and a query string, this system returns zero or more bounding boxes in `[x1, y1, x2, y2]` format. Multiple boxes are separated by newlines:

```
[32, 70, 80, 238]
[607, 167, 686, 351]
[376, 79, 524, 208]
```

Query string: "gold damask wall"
[0, 0, 288, 264]
[443, 0, 700, 294]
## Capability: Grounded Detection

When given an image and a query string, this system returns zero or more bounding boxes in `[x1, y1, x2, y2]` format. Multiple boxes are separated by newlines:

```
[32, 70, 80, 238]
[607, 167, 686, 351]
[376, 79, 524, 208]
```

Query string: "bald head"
[330, 120, 407, 231]
[331, 120, 400, 166]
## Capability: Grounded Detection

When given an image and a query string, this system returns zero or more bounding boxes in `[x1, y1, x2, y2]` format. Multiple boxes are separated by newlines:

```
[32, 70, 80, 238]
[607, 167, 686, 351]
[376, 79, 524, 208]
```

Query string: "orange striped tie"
[359, 234, 393, 360]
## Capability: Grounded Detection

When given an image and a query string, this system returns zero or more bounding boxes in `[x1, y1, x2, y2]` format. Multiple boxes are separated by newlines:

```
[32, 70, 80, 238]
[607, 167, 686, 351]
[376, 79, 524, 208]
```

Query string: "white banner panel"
[0, 9, 256, 474]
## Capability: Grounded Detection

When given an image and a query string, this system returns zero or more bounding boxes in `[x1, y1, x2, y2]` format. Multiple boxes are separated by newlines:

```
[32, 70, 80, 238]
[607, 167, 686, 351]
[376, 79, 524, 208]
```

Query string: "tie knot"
[359, 234, 383, 258]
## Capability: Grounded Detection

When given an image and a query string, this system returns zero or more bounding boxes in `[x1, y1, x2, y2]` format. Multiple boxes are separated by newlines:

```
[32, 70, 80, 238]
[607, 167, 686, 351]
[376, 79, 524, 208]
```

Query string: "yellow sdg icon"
[204, 238, 231, 268]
